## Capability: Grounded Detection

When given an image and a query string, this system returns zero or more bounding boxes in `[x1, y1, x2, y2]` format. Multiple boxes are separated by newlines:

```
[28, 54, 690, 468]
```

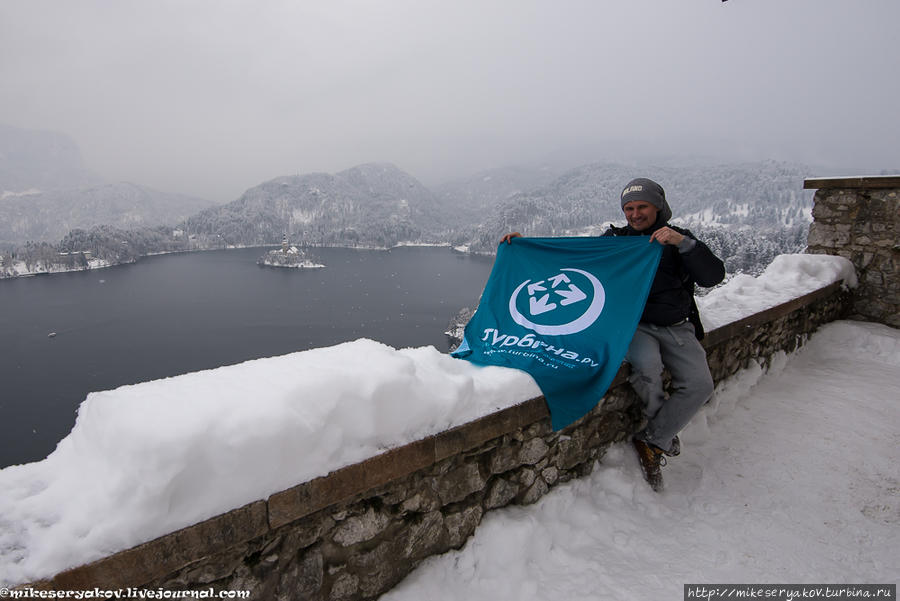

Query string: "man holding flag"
[603, 178, 724, 490]
[497, 177, 724, 491]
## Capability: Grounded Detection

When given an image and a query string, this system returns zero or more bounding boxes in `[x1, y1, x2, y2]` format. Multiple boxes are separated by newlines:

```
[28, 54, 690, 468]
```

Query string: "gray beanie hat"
[620, 177, 672, 223]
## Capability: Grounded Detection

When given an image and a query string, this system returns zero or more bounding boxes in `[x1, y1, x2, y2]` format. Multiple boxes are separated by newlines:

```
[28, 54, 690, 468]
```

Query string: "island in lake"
[258, 235, 325, 269]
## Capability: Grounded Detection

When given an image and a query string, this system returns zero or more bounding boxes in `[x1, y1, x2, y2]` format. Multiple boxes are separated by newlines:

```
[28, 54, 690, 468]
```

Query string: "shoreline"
[0, 242, 472, 280]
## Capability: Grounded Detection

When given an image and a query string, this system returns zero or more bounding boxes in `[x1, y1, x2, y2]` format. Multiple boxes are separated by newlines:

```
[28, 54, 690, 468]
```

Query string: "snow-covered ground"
[385, 319, 899, 600]
[2, 253, 890, 590]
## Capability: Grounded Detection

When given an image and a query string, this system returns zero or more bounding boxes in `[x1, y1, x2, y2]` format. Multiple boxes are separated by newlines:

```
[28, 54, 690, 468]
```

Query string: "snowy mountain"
[431, 163, 567, 236]
[0, 182, 216, 246]
[463, 160, 812, 249]
[458, 160, 813, 274]
[2, 155, 817, 277]
[181, 163, 446, 249]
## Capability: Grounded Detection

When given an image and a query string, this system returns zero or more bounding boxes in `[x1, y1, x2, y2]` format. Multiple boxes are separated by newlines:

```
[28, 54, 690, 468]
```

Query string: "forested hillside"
[1, 159, 814, 278]
[180, 163, 444, 249]
[0, 182, 215, 246]
[461, 160, 812, 275]
[431, 163, 567, 239]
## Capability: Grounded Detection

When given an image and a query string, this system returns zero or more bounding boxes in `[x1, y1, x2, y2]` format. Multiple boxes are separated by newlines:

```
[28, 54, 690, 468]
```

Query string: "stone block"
[399, 488, 441, 514]
[277, 548, 323, 601]
[484, 477, 519, 510]
[444, 505, 483, 548]
[488, 441, 521, 474]
[349, 540, 407, 598]
[435, 462, 485, 505]
[519, 478, 550, 505]
[518, 438, 550, 465]
[401, 510, 445, 560]
[811, 203, 835, 220]
[541, 466, 559, 485]
[280, 513, 336, 554]
[329, 572, 359, 600]
[519, 467, 536, 487]
[332, 508, 392, 547]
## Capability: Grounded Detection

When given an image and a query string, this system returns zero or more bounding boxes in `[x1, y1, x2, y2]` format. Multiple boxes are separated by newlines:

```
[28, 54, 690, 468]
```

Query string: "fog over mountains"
[1, 182, 219, 245]
[0, 124, 215, 247]
[2, 124, 817, 277]
[0, 124, 101, 192]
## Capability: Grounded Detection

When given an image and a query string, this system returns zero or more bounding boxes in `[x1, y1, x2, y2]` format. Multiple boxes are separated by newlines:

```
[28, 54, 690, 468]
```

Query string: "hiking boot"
[632, 438, 665, 492]
[664, 435, 681, 457]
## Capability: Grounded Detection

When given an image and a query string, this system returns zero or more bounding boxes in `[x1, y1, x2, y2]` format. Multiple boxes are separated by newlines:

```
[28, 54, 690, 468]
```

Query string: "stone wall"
[805, 176, 899, 327]
[33, 281, 851, 600]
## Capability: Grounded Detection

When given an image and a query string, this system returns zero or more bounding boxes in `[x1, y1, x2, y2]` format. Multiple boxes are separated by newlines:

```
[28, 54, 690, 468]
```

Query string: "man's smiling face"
[623, 200, 660, 231]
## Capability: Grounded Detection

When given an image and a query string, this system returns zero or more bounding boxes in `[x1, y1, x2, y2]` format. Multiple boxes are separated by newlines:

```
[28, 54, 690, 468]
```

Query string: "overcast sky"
[2, 0, 899, 202]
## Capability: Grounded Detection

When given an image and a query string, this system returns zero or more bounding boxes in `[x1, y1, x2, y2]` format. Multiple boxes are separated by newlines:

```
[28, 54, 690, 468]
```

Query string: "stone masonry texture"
[805, 177, 899, 327]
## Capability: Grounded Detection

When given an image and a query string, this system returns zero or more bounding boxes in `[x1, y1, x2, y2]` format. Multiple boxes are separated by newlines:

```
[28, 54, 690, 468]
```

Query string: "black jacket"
[603, 220, 725, 339]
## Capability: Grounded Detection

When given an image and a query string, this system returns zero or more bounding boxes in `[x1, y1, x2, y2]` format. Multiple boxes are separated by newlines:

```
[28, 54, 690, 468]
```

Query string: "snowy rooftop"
[0, 254, 869, 587]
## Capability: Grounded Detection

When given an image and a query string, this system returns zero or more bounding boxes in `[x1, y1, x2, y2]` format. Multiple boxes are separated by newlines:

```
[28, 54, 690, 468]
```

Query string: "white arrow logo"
[529, 293, 556, 315]
[527, 281, 547, 295]
[509, 268, 606, 335]
[548, 273, 588, 306]
[526, 273, 587, 315]
[557, 285, 586, 306]
[547, 273, 570, 287]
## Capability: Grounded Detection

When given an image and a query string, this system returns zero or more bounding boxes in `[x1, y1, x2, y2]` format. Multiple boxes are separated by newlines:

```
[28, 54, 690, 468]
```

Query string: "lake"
[0, 246, 495, 468]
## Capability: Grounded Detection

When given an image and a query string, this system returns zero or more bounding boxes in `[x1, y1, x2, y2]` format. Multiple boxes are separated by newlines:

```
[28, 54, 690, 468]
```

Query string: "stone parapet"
[27, 280, 851, 600]
[805, 175, 899, 327]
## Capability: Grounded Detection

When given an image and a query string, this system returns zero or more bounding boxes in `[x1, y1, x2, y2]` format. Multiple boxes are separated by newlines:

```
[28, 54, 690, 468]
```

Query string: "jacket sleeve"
[679, 229, 726, 288]
[601, 224, 619, 237]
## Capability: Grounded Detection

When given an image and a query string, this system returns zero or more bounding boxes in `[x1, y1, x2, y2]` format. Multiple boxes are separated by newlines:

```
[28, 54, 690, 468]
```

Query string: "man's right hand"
[500, 232, 522, 244]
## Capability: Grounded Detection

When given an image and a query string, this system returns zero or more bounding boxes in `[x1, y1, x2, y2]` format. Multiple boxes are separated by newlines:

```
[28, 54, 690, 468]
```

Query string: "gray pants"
[625, 321, 714, 453]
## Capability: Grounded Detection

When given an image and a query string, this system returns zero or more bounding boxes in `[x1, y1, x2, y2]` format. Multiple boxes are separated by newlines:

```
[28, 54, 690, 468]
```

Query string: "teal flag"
[453, 237, 662, 430]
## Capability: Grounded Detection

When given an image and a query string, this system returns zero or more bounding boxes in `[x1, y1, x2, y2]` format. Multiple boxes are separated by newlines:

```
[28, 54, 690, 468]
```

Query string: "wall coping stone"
[28, 280, 849, 592]
[804, 175, 900, 190]
[43, 501, 269, 590]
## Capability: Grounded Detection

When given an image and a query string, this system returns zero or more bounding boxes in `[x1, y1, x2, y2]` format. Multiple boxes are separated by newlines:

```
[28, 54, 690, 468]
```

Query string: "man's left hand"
[649, 227, 684, 246]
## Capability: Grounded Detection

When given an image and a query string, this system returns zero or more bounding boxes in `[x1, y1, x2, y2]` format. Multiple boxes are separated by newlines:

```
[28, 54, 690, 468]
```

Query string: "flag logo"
[508, 268, 606, 336]
[452, 236, 662, 430]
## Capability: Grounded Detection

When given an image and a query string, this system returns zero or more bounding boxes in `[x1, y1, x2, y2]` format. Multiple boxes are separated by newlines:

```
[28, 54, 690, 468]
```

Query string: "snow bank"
[0, 253, 857, 586]
[0, 342, 540, 586]
[698, 253, 857, 330]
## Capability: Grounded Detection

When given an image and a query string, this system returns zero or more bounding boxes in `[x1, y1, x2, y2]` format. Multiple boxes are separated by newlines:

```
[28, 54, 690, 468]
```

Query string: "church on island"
[257, 234, 324, 269]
